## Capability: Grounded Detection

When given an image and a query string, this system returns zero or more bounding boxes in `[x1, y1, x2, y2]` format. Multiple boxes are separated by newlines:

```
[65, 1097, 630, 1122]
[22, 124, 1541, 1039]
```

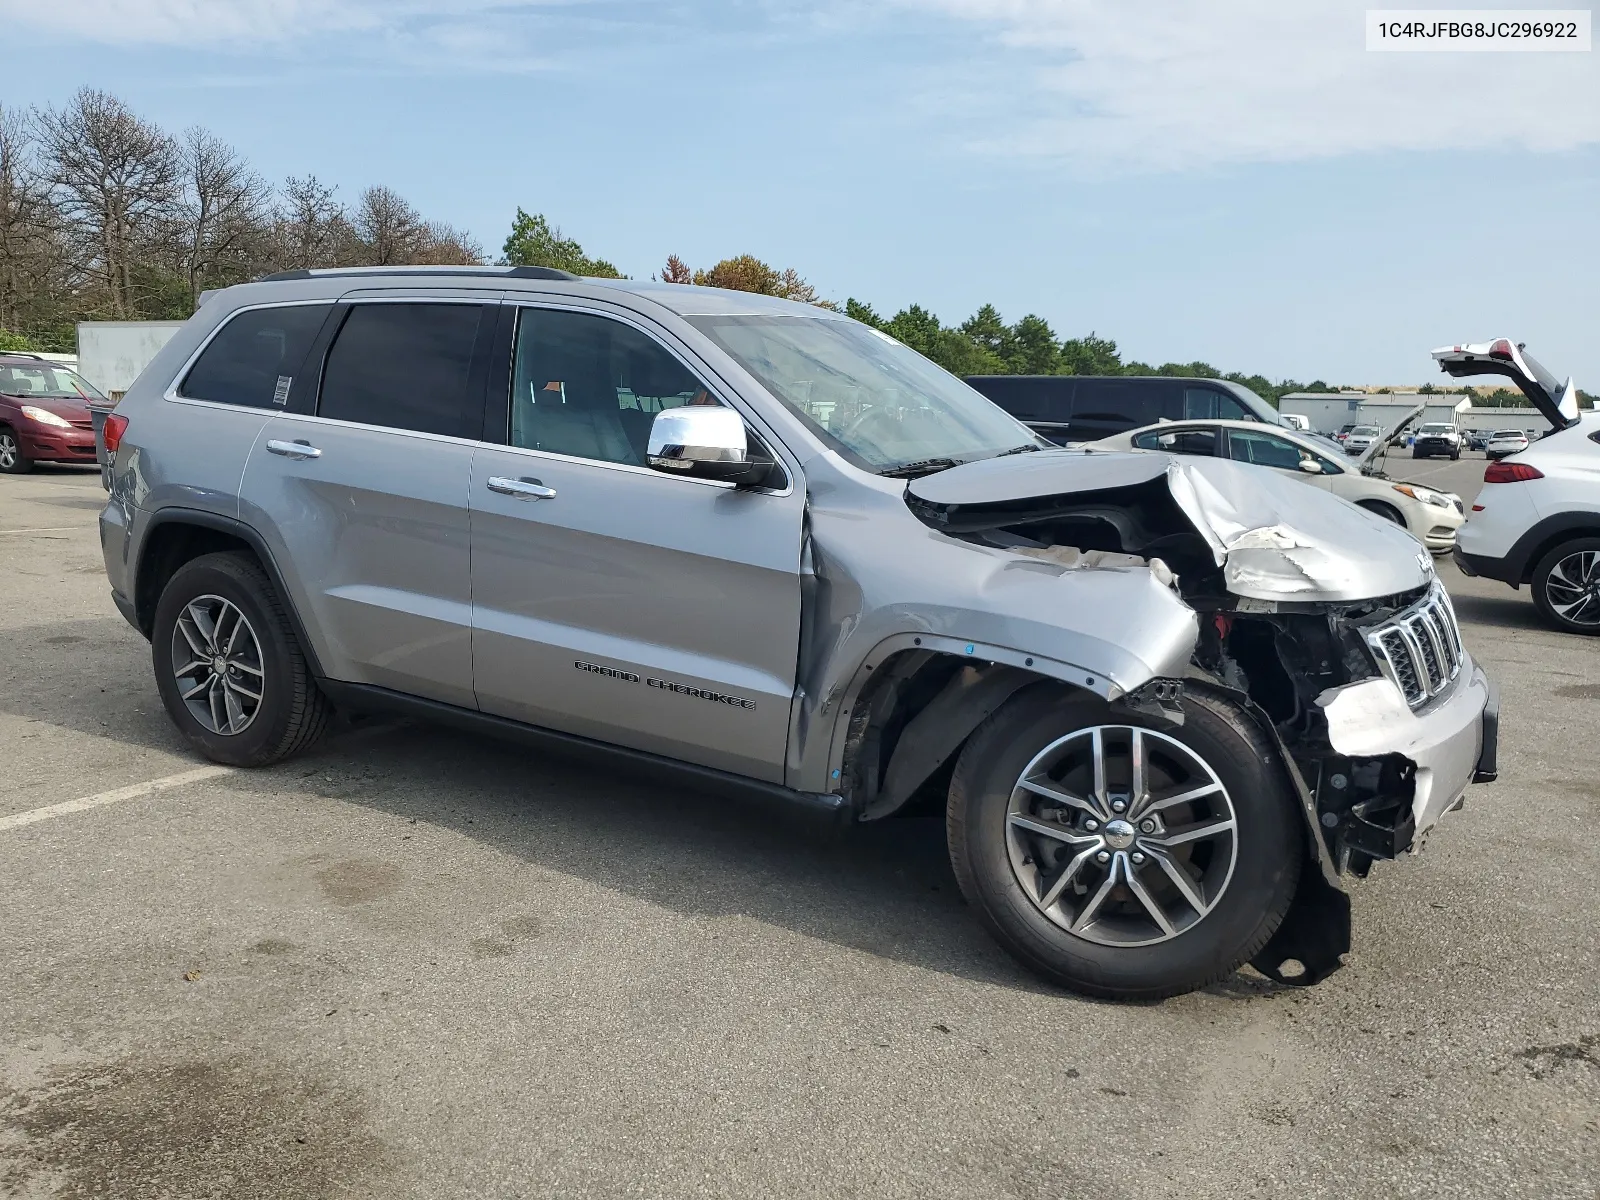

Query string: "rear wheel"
[0, 426, 32, 474]
[152, 551, 331, 765]
[947, 687, 1301, 1000]
[1531, 538, 1600, 636]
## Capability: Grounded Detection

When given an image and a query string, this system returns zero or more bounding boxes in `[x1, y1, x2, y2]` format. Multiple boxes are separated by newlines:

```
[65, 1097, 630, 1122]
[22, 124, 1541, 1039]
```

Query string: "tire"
[1357, 499, 1406, 527]
[1412, 450, 1427, 459]
[947, 686, 1302, 1000]
[1451, 448, 1461, 460]
[0, 426, 32, 474]
[1530, 537, 1600, 636]
[152, 551, 330, 765]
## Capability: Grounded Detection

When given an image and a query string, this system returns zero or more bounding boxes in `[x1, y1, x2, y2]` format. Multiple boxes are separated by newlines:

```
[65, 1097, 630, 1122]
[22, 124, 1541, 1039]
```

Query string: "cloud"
[890, 0, 1600, 167]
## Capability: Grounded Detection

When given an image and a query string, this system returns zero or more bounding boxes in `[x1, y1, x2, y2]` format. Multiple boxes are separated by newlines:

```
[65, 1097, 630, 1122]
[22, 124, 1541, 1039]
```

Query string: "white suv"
[1439, 340, 1600, 634]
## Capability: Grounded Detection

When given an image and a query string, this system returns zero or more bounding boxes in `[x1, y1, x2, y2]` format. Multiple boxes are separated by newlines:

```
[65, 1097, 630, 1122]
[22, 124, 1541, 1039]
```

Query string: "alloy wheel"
[1005, 725, 1238, 947]
[169, 594, 265, 735]
[0, 431, 17, 470]
[1545, 550, 1600, 626]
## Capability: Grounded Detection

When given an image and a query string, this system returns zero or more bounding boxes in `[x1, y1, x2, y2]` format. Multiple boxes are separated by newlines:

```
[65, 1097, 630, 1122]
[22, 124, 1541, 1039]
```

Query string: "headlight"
[1392, 483, 1451, 509]
[19, 405, 73, 429]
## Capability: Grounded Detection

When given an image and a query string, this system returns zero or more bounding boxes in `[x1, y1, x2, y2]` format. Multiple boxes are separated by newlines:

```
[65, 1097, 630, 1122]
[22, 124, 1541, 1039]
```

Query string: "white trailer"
[76, 320, 187, 399]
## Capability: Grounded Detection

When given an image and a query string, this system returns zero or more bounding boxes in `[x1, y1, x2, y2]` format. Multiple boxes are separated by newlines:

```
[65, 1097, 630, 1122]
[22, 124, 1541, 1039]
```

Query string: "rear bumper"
[1452, 545, 1519, 584]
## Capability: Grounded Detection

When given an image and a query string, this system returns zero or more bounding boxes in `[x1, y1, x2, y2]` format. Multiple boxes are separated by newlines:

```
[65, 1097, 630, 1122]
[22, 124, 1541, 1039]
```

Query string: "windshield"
[0, 363, 105, 401]
[1492, 429, 1524, 438]
[1420, 424, 1454, 433]
[686, 314, 1041, 473]
[1351, 426, 1380, 436]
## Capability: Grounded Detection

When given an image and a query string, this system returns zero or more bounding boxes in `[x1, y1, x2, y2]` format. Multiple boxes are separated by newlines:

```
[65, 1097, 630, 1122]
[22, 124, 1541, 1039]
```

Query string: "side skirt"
[318, 680, 851, 824]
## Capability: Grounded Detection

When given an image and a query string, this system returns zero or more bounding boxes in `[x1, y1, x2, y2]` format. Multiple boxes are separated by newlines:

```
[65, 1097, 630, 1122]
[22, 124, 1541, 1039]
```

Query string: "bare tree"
[413, 220, 485, 266]
[35, 88, 179, 318]
[0, 105, 53, 332]
[274, 174, 353, 270]
[177, 127, 272, 307]
[353, 185, 427, 265]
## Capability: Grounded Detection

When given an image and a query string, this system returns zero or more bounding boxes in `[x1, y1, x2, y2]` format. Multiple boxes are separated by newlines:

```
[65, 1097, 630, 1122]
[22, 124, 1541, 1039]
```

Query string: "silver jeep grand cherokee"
[98, 266, 1498, 1000]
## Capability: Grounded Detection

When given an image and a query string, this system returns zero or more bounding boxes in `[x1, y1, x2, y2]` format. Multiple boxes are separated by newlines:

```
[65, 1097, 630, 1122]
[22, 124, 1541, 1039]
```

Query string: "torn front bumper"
[1315, 657, 1495, 863]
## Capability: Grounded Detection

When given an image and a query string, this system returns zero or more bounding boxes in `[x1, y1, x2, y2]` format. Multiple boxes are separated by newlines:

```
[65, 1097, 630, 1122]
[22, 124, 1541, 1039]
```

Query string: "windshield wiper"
[878, 457, 964, 479]
[991, 443, 1043, 458]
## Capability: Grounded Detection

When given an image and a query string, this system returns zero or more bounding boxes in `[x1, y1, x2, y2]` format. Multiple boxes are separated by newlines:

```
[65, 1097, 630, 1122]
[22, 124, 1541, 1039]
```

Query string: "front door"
[239, 300, 493, 708]
[469, 305, 804, 782]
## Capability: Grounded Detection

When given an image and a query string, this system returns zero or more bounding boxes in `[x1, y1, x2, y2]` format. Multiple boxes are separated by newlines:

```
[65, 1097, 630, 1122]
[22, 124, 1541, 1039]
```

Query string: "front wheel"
[947, 687, 1302, 1000]
[1357, 499, 1406, 527]
[1531, 538, 1600, 635]
[0, 426, 32, 474]
[152, 551, 331, 765]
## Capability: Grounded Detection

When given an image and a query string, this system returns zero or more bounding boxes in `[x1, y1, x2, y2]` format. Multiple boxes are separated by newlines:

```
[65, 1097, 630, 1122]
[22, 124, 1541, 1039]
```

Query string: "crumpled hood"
[908, 449, 1433, 602]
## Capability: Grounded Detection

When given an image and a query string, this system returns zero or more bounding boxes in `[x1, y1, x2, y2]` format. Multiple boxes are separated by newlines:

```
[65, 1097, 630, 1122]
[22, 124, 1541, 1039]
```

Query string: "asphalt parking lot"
[1, 456, 1596, 1200]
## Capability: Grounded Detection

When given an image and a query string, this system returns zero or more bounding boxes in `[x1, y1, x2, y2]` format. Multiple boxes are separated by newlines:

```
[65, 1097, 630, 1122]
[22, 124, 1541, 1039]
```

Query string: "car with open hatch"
[96, 266, 1498, 1001]
[1086, 407, 1464, 553]
[1441, 339, 1600, 635]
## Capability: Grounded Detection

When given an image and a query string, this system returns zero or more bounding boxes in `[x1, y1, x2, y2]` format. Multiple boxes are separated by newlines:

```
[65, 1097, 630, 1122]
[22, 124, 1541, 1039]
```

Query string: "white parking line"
[0, 765, 232, 833]
[0, 527, 82, 535]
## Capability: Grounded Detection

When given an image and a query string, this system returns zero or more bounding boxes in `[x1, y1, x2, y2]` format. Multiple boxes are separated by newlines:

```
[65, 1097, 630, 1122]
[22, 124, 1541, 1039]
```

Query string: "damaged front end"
[906, 449, 1496, 984]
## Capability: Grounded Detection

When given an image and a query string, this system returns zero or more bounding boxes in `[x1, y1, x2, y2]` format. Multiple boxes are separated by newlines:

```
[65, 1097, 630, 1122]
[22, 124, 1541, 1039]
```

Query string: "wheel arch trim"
[134, 507, 327, 680]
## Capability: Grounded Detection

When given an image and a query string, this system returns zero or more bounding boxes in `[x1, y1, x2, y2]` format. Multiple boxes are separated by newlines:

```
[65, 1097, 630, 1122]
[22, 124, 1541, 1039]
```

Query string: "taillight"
[102, 413, 130, 454]
[1483, 461, 1543, 484]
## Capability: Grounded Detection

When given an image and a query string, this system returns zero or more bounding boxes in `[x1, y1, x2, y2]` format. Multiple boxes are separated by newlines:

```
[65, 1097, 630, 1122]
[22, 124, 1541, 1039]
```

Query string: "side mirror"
[647, 406, 774, 486]
[1298, 459, 1322, 474]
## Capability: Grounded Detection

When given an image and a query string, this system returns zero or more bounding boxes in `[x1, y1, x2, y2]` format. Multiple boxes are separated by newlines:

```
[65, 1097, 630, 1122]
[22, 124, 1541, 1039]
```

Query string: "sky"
[2, 0, 1596, 387]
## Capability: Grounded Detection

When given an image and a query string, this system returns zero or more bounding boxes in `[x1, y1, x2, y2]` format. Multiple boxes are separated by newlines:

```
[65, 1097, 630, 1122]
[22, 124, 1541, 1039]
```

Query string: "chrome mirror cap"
[647, 406, 770, 485]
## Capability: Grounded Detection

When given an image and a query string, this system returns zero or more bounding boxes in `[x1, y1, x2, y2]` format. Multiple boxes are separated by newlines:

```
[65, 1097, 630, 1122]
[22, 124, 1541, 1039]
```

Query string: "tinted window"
[1133, 426, 1218, 456]
[964, 377, 1075, 426]
[180, 304, 331, 408]
[511, 308, 715, 466]
[1072, 380, 1168, 439]
[318, 304, 484, 436]
[1228, 429, 1314, 471]
[1182, 386, 1249, 422]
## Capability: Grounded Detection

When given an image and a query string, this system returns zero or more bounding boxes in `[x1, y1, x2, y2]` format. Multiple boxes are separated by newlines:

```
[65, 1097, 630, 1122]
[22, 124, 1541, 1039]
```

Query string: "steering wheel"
[840, 406, 904, 449]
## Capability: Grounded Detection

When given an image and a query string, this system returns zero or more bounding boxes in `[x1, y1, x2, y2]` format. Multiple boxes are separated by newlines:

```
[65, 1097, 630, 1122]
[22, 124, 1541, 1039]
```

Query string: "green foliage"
[0, 328, 41, 352]
[501, 208, 621, 278]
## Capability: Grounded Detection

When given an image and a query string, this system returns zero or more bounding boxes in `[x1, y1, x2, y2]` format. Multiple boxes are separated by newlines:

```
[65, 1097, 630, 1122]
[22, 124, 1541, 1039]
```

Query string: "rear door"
[468, 302, 805, 782]
[239, 297, 495, 708]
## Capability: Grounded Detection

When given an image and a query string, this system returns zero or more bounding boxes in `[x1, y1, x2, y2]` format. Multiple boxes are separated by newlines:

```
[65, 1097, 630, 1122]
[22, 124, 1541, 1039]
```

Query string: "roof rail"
[0, 351, 45, 360]
[257, 265, 579, 283]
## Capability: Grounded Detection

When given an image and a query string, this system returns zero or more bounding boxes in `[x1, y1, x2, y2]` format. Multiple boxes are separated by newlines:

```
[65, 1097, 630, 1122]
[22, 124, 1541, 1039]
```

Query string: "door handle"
[487, 476, 556, 500]
[266, 439, 322, 460]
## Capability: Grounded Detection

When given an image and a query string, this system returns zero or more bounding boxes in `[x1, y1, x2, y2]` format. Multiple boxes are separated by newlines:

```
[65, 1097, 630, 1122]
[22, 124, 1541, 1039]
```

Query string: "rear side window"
[1072, 380, 1166, 437]
[318, 304, 485, 437]
[1134, 427, 1218, 456]
[1182, 386, 1250, 422]
[965, 377, 1075, 427]
[179, 304, 331, 408]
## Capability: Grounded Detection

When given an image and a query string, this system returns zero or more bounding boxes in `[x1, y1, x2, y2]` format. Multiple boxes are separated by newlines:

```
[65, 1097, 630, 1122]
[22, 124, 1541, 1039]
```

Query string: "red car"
[0, 354, 106, 473]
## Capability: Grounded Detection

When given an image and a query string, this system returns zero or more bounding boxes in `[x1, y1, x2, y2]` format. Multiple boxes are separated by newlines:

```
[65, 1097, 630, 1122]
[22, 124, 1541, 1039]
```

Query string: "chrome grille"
[1365, 584, 1463, 708]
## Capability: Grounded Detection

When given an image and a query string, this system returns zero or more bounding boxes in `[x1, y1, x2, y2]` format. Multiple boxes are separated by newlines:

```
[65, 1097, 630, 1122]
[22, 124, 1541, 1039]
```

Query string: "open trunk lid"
[1432, 339, 1578, 431]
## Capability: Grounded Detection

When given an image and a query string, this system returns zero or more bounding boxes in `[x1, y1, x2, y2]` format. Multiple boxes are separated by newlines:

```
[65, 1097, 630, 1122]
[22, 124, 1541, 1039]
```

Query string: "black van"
[964, 375, 1276, 445]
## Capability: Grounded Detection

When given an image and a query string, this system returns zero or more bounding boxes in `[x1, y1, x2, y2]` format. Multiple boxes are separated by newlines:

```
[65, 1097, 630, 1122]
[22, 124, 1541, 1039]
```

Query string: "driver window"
[510, 308, 721, 466]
